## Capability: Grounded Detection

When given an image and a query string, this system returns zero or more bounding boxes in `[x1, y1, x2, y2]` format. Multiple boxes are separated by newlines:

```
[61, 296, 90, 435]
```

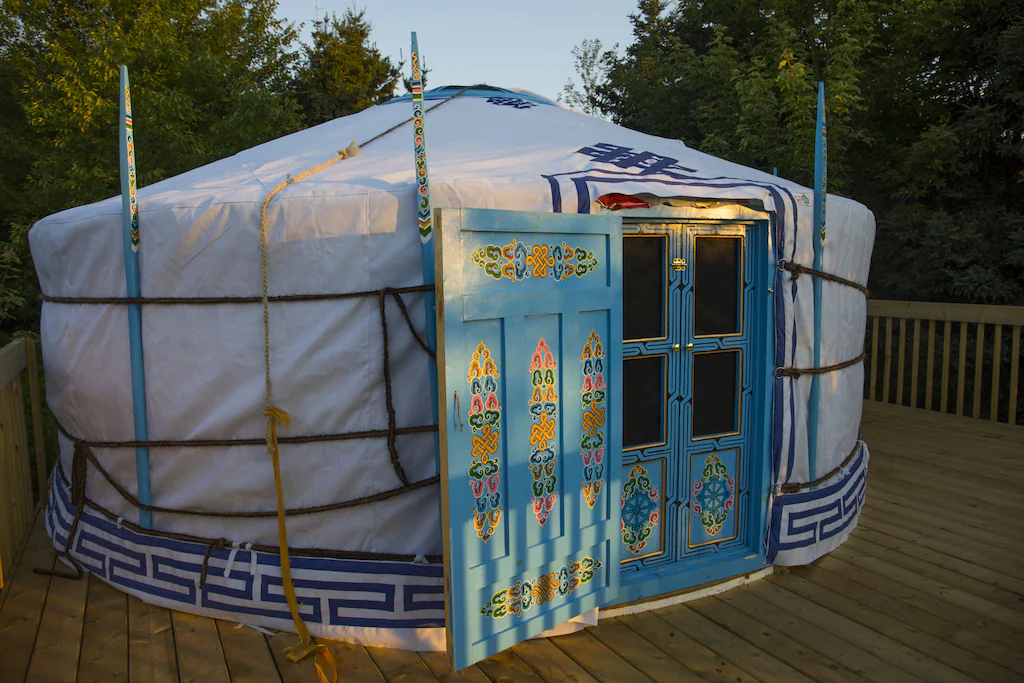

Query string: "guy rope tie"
[775, 353, 866, 380]
[256, 87, 472, 683]
[34, 442, 90, 579]
[778, 259, 869, 296]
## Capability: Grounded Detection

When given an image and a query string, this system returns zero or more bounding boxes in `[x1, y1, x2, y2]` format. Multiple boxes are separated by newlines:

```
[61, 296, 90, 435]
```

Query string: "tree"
[290, 8, 401, 127]
[560, 39, 616, 116]
[0, 0, 303, 332]
[596, 0, 1024, 305]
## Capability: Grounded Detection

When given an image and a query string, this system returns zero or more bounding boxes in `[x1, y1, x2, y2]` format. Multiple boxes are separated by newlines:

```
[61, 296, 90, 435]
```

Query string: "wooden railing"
[865, 300, 1024, 426]
[0, 337, 47, 590]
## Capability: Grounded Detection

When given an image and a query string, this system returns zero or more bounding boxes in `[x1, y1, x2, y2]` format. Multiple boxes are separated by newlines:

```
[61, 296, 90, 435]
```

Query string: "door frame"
[610, 209, 776, 605]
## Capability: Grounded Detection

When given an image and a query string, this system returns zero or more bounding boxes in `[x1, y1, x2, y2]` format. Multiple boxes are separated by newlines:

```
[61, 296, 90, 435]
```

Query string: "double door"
[619, 221, 769, 598]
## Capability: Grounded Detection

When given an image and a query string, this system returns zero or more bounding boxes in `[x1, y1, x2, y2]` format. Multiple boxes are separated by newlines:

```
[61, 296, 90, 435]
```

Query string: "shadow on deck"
[2, 401, 1022, 682]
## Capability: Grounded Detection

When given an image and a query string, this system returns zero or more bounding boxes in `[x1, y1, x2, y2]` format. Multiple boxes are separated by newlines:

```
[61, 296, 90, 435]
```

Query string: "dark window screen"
[623, 236, 665, 340]
[694, 237, 741, 336]
[623, 356, 664, 447]
[692, 351, 739, 438]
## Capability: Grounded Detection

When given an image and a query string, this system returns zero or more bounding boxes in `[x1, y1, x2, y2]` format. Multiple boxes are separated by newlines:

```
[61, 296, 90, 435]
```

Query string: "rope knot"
[71, 441, 90, 509]
[264, 406, 292, 457]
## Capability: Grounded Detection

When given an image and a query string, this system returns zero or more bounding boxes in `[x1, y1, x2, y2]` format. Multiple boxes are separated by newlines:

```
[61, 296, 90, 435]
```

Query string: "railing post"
[25, 339, 47, 504]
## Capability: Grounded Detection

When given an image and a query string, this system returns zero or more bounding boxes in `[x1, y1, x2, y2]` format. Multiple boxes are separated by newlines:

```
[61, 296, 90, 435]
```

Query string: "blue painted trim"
[119, 66, 152, 529]
[809, 82, 826, 481]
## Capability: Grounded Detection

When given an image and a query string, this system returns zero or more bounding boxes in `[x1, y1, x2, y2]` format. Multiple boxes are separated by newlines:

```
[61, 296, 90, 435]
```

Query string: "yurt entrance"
[617, 216, 773, 603]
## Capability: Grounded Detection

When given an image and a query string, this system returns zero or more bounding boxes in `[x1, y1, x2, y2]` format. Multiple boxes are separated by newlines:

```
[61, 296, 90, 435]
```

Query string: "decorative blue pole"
[119, 66, 152, 528]
[808, 81, 827, 481]
[410, 34, 440, 465]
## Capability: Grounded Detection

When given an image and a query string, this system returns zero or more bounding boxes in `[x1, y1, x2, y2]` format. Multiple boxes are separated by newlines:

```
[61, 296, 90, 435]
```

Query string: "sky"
[274, 0, 640, 102]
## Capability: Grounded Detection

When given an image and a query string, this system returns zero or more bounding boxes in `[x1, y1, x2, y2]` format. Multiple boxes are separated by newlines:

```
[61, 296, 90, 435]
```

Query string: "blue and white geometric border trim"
[767, 442, 869, 566]
[44, 473, 447, 650]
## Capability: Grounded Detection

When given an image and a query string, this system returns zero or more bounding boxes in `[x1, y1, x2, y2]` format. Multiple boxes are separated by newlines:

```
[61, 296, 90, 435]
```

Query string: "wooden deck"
[2, 400, 1023, 683]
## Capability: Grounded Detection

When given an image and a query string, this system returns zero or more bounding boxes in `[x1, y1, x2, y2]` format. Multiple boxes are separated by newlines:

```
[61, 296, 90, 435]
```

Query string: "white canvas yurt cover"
[31, 85, 874, 666]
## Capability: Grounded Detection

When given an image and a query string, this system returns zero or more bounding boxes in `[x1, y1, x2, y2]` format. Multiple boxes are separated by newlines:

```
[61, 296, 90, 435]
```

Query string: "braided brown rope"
[776, 353, 865, 379]
[780, 439, 863, 494]
[34, 443, 89, 579]
[67, 439, 439, 518]
[40, 284, 435, 306]
[779, 260, 869, 296]
[50, 458, 442, 563]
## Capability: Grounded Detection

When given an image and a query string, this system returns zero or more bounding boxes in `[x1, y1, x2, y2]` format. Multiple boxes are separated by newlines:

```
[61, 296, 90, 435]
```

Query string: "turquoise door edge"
[435, 208, 624, 671]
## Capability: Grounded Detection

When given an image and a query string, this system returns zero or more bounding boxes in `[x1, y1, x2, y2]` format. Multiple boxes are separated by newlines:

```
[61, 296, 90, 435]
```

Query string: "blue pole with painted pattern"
[808, 81, 826, 482]
[410, 34, 441, 465]
[120, 66, 153, 528]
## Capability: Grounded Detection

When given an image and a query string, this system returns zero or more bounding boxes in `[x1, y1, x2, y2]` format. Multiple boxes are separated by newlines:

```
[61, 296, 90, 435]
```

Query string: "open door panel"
[435, 208, 623, 670]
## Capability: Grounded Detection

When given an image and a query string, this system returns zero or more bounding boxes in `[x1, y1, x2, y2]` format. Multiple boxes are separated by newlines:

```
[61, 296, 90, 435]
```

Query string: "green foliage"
[290, 8, 401, 127]
[559, 38, 617, 116]
[0, 0, 305, 332]
[594, 0, 1024, 305]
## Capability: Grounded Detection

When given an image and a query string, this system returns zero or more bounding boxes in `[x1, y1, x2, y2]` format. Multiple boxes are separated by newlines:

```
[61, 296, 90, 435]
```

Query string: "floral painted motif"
[468, 342, 502, 542]
[479, 556, 602, 618]
[692, 454, 735, 536]
[621, 464, 659, 554]
[471, 239, 599, 282]
[529, 338, 558, 526]
[580, 330, 606, 508]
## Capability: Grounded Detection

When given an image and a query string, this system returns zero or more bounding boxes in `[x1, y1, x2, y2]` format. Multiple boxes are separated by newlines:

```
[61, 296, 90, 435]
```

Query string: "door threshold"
[600, 566, 774, 618]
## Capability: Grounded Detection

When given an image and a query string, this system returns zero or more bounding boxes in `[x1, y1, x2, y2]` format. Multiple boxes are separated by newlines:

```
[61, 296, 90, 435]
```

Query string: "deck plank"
[127, 595, 179, 683]
[418, 651, 490, 683]
[585, 618, 705, 683]
[366, 645, 440, 682]
[657, 601, 815, 683]
[617, 612, 759, 683]
[510, 637, 599, 682]
[173, 613, 230, 683]
[841, 535, 1024, 611]
[828, 546, 1024, 632]
[214, 620, 281, 683]
[77, 574, 128, 683]
[782, 566, 1018, 682]
[0, 510, 55, 682]
[546, 630, 652, 682]
[755, 579, 975, 683]
[24, 568, 90, 683]
[689, 593, 863, 683]
[473, 648, 545, 682]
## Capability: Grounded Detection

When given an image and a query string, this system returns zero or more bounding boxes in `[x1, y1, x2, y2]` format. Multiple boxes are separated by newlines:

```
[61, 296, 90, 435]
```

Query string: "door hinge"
[672, 257, 687, 272]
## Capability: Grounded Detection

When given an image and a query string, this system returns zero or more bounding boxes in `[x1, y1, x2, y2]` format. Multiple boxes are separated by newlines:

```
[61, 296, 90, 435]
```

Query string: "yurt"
[30, 82, 874, 670]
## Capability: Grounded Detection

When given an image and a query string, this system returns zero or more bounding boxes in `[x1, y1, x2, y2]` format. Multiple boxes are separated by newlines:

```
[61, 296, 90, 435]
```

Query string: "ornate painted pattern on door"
[680, 226, 755, 556]
[436, 208, 623, 671]
[620, 224, 680, 570]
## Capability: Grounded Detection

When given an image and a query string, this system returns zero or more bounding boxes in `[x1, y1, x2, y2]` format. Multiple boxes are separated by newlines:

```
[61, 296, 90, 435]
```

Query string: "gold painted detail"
[479, 556, 603, 618]
[471, 239, 599, 282]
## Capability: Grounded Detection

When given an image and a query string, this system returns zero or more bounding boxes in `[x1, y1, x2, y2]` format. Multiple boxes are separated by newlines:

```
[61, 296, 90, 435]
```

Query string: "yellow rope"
[259, 142, 358, 683]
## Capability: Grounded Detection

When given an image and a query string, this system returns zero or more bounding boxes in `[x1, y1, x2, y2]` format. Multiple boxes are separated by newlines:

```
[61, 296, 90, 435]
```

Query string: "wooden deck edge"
[599, 566, 774, 619]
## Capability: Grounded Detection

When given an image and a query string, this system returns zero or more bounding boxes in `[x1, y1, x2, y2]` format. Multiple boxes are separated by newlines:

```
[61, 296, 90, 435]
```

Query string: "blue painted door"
[618, 221, 771, 601]
[435, 208, 623, 671]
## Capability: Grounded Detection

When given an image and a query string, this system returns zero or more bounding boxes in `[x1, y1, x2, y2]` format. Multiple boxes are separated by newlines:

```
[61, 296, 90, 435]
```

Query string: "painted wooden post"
[808, 81, 826, 480]
[120, 66, 152, 528]
[410, 34, 440, 462]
